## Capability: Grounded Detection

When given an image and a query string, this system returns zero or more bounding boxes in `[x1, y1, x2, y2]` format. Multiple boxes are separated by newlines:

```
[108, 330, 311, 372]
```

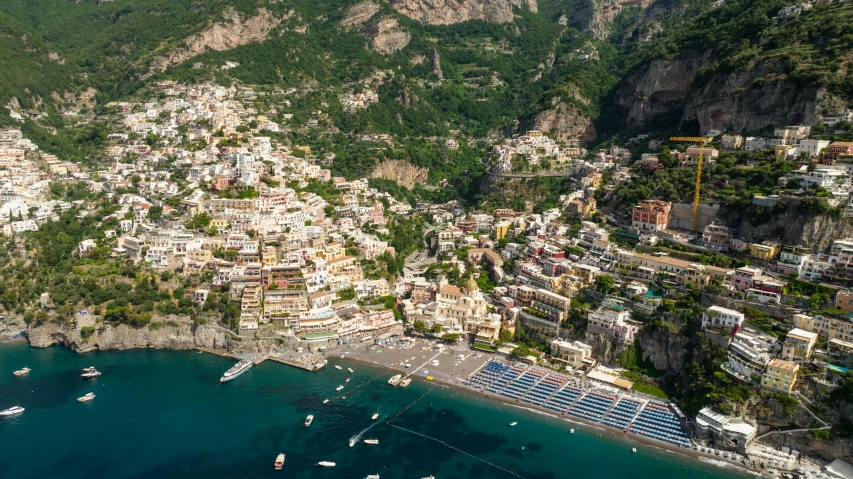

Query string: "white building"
[701, 305, 745, 330]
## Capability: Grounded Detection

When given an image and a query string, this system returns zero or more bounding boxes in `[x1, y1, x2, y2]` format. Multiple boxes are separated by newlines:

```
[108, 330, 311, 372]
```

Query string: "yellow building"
[748, 242, 780, 261]
[761, 358, 799, 394]
[494, 221, 512, 240]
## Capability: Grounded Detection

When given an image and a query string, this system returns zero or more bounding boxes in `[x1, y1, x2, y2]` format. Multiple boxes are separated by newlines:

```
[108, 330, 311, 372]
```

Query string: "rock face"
[430, 47, 444, 80]
[371, 159, 428, 189]
[724, 205, 853, 253]
[363, 18, 411, 55]
[390, 0, 536, 25]
[27, 321, 267, 354]
[636, 326, 688, 374]
[340, 1, 380, 28]
[147, 8, 281, 76]
[614, 54, 833, 133]
[571, 0, 652, 40]
[533, 97, 597, 142]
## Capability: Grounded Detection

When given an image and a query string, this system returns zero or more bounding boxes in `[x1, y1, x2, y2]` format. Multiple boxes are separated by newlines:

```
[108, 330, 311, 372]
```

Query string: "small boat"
[345, 378, 351, 383]
[348, 368, 354, 373]
[274, 453, 285, 470]
[510, 422, 517, 426]
[372, 413, 379, 420]
[305, 415, 314, 427]
[13, 367, 31, 376]
[366, 475, 380, 479]
[336, 385, 344, 391]
[77, 392, 96, 402]
[364, 439, 379, 445]
[335, 365, 343, 370]
[318, 461, 336, 467]
[632, 448, 637, 453]
[387, 374, 402, 386]
[399, 378, 412, 387]
[349, 436, 358, 447]
[323, 399, 330, 404]
[0, 406, 24, 416]
[81, 367, 102, 378]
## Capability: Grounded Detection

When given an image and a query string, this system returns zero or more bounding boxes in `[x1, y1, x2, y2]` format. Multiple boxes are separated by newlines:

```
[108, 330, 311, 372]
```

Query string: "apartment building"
[701, 305, 745, 331]
[550, 339, 594, 368]
[631, 200, 672, 231]
[781, 328, 818, 361]
[761, 358, 800, 394]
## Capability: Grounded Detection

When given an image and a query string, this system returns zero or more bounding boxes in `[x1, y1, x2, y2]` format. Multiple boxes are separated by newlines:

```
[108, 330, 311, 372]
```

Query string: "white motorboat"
[81, 366, 102, 378]
[77, 392, 96, 402]
[336, 385, 345, 391]
[220, 360, 252, 383]
[335, 365, 343, 370]
[349, 436, 358, 447]
[372, 413, 379, 420]
[387, 374, 402, 386]
[632, 448, 637, 453]
[570, 429, 575, 434]
[318, 461, 336, 467]
[348, 368, 354, 373]
[398, 378, 412, 387]
[366, 475, 380, 479]
[305, 415, 314, 427]
[13, 367, 31, 376]
[510, 422, 517, 426]
[323, 399, 330, 404]
[364, 439, 379, 445]
[345, 378, 351, 383]
[0, 406, 24, 416]
[274, 453, 285, 470]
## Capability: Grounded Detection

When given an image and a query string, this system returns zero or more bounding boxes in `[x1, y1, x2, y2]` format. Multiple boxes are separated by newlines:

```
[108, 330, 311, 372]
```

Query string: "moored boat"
[371, 413, 379, 420]
[220, 360, 252, 383]
[77, 392, 96, 402]
[387, 374, 402, 386]
[323, 399, 330, 404]
[510, 422, 517, 426]
[81, 366, 102, 378]
[0, 406, 24, 416]
[366, 475, 380, 479]
[345, 378, 350, 383]
[318, 461, 336, 467]
[336, 385, 344, 391]
[305, 415, 314, 426]
[335, 365, 343, 370]
[364, 439, 379, 445]
[398, 378, 411, 387]
[274, 453, 285, 470]
[348, 368, 354, 373]
[13, 367, 30, 376]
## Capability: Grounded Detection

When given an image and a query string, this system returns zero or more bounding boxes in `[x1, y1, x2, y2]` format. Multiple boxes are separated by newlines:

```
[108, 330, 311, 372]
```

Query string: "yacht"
[336, 385, 345, 391]
[398, 378, 411, 387]
[387, 374, 402, 386]
[0, 406, 24, 416]
[77, 393, 96, 402]
[348, 368, 354, 373]
[304, 415, 314, 427]
[81, 367, 102, 378]
[220, 360, 252, 383]
[371, 413, 379, 420]
[274, 453, 285, 470]
[13, 367, 31, 376]
[318, 462, 336, 467]
[335, 365, 343, 370]
[364, 439, 379, 445]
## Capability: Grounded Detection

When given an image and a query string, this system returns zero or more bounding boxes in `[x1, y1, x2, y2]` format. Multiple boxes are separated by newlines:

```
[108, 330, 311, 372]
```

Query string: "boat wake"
[349, 417, 385, 446]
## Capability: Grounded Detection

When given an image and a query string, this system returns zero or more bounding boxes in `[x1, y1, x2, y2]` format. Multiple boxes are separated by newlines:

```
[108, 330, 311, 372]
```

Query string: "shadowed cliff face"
[389, 0, 537, 25]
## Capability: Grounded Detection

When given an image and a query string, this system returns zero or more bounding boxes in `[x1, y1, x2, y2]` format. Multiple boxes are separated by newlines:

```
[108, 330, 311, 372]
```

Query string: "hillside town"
[3, 80, 853, 478]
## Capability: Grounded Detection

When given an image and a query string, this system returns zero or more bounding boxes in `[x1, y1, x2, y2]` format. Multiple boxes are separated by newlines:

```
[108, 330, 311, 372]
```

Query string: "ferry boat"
[335, 365, 343, 370]
[371, 413, 379, 420]
[336, 385, 345, 391]
[220, 360, 252, 383]
[348, 368, 354, 373]
[398, 378, 411, 387]
[304, 415, 314, 427]
[13, 367, 30, 376]
[364, 439, 379, 445]
[318, 461, 336, 467]
[77, 393, 96, 402]
[0, 406, 24, 416]
[274, 453, 285, 470]
[81, 367, 102, 378]
[387, 374, 402, 386]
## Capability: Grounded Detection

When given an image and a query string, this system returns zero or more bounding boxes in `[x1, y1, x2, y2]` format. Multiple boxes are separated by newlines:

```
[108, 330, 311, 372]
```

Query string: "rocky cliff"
[390, 0, 536, 25]
[532, 96, 597, 142]
[614, 54, 837, 133]
[571, 0, 652, 40]
[340, 1, 381, 28]
[363, 17, 411, 55]
[371, 159, 429, 188]
[27, 321, 269, 354]
[725, 206, 853, 253]
[146, 8, 282, 77]
[635, 325, 688, 374]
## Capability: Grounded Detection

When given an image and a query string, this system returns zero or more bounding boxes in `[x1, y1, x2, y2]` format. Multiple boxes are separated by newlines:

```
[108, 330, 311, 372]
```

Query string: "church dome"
[464, 278, 479, 292]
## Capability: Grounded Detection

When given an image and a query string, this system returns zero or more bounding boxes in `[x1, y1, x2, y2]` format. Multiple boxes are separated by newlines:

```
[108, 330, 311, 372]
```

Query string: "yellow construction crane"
[670, 136, 713, 233]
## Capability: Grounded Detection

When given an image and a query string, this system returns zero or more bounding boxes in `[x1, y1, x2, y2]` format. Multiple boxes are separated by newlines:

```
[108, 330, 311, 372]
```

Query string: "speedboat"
[348, 368, 354, 373]
[366, 475, 380, 479]
[0, 406, 24, 416]
[510, 422, 517, 426]
[220, 360, 252, 383]
[349, 436, 358, 447]
[399, 378, 411, 387]
[305, 415, 314, 427]
[372, 413, 379, 420]
[335, 365, 343, 370]
[323, 399, 330, 404]
[77, 392, 96, 402]
[632, 448, 637, 453]
[364, 439, 379, 445]
[274, 453, 285, 470]
[81, 367, 102, 378]
[387, 374, 402, 386]
[13, 367, 31, 376]
[336, 385, 345, 391]
[318, 461, 335, 467]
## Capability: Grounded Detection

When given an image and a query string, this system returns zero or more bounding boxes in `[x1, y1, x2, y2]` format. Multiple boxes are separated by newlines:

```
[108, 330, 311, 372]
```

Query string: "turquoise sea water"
[0, 342, 750, 479]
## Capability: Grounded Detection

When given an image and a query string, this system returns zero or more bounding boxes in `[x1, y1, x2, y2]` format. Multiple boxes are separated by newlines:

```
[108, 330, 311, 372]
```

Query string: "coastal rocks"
[371, 159, 428, 189]
[571, 0, 652, 40]
[363, 18, 411, 55]
[340, 1, 380, 28]
[146, 8, 282, 77]
[389, 0, 536, 25]
[532, 96, 597, 143]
